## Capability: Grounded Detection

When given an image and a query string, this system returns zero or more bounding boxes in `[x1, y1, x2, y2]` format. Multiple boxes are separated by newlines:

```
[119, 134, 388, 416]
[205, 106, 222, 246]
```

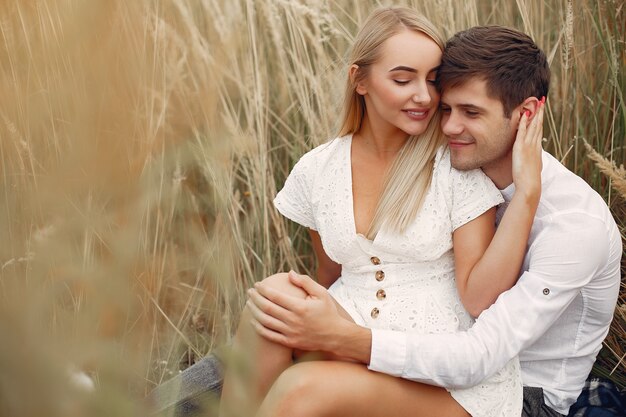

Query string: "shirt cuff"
[367, 328, 407, 377]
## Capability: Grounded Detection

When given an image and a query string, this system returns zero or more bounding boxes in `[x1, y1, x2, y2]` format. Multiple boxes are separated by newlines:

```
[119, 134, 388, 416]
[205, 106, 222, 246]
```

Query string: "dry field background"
[0, 1, 623, 416]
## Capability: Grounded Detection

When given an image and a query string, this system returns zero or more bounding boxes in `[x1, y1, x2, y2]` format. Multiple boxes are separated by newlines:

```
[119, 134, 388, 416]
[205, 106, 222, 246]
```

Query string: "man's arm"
[369, 218, 612, 387]
[250, 217, 612, 388]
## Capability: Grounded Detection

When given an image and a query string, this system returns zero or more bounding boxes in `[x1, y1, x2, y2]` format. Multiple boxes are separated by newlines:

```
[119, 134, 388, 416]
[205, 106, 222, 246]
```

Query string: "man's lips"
[448, 140, 474, 149]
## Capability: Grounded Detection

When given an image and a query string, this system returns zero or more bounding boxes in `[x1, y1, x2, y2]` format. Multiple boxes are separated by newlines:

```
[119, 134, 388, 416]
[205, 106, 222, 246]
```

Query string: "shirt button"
[375, 270, 385, 281]
[543, 288, 550, 295]
[371, 307, 380, 318]
[370, 256, 381, 265]
[376, 289, 386, 300]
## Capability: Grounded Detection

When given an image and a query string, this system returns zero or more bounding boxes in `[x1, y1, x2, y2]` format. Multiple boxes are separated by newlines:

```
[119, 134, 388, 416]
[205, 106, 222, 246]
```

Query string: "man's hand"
[246, 271, 348, 353]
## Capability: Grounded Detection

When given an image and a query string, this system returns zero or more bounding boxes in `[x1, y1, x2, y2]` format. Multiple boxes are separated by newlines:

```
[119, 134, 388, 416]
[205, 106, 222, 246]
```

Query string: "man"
[361, 26, 622, 416]
[150, 26, 622, 417]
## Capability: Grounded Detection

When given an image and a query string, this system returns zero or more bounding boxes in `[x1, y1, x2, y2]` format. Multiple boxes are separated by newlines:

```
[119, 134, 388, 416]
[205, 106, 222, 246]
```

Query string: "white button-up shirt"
[368, 152, 622, 415]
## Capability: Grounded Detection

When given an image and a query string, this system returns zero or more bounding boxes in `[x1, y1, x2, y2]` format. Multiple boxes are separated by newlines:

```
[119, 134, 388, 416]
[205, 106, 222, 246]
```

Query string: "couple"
[157, 7, 621, 417]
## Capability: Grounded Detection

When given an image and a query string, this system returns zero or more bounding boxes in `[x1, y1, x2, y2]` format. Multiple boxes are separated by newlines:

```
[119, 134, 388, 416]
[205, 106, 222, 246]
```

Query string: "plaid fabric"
[567, 378, 626, 417]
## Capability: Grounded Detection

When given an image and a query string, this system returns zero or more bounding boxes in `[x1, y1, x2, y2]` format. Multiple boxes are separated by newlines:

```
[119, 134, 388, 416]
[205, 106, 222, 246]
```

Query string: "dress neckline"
[346, 134, 378, 244]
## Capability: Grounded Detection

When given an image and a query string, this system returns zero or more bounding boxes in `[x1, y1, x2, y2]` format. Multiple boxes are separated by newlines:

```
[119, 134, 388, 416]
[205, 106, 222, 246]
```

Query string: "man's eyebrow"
[458, 103, 484, 112]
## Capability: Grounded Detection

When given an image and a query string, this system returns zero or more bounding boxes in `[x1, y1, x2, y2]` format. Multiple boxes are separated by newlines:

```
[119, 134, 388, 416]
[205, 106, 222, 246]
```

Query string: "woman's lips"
[403, 109, 429, 120]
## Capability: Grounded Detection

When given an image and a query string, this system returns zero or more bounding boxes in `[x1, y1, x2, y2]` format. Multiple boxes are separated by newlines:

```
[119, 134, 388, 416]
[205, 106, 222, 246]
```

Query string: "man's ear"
[350, 64, 367, 95]
[516, 97, 542, 121]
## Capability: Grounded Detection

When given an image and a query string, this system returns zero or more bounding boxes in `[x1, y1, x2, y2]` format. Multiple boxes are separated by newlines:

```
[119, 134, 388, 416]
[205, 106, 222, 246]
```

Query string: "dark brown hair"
[437, 26, 550, 117]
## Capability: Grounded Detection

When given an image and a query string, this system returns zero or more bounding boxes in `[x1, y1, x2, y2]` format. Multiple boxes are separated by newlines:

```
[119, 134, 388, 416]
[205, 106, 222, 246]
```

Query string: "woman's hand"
[511, 98, 545, 201]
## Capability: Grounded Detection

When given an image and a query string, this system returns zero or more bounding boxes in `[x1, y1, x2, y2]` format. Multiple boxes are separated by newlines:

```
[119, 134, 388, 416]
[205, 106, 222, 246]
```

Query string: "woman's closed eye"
[393, 77, 436, 86]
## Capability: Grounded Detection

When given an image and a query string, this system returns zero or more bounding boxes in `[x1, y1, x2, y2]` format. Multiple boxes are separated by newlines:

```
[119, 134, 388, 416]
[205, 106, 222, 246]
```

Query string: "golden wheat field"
[0, 0, 624, 416]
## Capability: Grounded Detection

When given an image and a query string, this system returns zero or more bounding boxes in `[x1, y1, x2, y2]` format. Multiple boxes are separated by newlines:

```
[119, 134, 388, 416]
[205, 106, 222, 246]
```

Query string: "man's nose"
[441, 112, 463, 136]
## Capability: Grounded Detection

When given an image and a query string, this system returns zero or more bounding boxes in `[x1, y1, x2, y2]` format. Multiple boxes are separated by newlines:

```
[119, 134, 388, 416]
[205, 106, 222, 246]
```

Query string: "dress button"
[543, 288, 550, 295]
[375, 270, 385, 281]
[376, 289, 386, 300]
[370, 256, 381, 265]
[371, 307, 380, 318]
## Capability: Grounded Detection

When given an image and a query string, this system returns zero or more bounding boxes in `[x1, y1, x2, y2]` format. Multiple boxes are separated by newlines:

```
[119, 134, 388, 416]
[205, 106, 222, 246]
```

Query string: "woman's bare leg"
[219, 273, 354, 417]
[219, 273, 305, 417]
[257, 361, 471, 417]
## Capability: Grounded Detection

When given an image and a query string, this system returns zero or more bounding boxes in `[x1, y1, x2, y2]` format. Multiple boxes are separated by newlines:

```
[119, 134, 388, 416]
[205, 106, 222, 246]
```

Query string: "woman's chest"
[351, 163, 388, 236]
[311, 173, 454, 264]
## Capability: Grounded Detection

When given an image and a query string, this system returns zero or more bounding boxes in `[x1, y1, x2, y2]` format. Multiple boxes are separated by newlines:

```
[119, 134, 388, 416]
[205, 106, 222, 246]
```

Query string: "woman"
[220, 7, 544, 417]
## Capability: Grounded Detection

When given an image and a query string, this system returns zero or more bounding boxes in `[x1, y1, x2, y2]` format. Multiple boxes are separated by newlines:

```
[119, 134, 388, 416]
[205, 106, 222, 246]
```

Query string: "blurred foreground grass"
[0, 1, 623, 416]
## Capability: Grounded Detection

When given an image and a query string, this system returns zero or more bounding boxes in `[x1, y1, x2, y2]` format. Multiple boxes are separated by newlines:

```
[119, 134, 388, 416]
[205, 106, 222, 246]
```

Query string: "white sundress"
[273, 134, 523, 417]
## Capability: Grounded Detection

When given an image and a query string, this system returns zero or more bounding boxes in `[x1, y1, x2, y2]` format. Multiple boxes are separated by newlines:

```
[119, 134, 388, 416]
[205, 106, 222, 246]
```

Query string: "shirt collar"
[500, 183, 516, 202]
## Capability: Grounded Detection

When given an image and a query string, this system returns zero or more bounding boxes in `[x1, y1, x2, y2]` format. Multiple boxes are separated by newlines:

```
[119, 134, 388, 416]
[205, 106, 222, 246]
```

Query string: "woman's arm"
[308, 229, 342, 289]
[453, 195, 537, 317]
[454, 101, 545, 317]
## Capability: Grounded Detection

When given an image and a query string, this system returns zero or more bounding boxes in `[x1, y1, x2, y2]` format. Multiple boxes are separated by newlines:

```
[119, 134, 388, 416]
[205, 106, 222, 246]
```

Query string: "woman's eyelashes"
[392, 78, 437, 86]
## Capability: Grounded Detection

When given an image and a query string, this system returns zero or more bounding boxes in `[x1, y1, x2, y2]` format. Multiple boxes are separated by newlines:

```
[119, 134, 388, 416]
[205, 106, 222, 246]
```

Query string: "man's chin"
[450, 155, 480, 171]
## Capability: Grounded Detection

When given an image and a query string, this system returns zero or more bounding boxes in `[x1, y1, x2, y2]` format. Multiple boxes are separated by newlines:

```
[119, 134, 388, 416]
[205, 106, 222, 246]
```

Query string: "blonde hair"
[338, 7, 446, 239]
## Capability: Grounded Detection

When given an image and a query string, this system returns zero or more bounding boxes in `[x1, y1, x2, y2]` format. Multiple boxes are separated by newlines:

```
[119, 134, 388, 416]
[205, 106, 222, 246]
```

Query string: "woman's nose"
[411, 82, 431, 105]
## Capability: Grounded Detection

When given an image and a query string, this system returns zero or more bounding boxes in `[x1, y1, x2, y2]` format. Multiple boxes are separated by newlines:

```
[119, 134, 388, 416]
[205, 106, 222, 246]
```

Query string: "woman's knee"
[233, 272, 306, 336]
[260, 272, 308, 299]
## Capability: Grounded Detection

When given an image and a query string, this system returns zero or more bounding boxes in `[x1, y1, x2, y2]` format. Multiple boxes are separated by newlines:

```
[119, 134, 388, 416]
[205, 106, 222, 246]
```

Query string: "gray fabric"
[523, 386, 566, 417]
[147, 354, 224, 416]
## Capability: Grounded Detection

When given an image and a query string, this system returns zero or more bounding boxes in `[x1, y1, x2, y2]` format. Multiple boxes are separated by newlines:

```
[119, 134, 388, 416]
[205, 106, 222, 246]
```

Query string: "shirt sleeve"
[449, 167, 504, 231]
[368, 215, 611, 388]
[273, 152, 317, 230]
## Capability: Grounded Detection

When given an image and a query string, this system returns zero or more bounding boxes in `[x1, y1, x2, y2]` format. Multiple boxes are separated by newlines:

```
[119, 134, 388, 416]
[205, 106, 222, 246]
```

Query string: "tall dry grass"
[0, 1, 623, 416]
